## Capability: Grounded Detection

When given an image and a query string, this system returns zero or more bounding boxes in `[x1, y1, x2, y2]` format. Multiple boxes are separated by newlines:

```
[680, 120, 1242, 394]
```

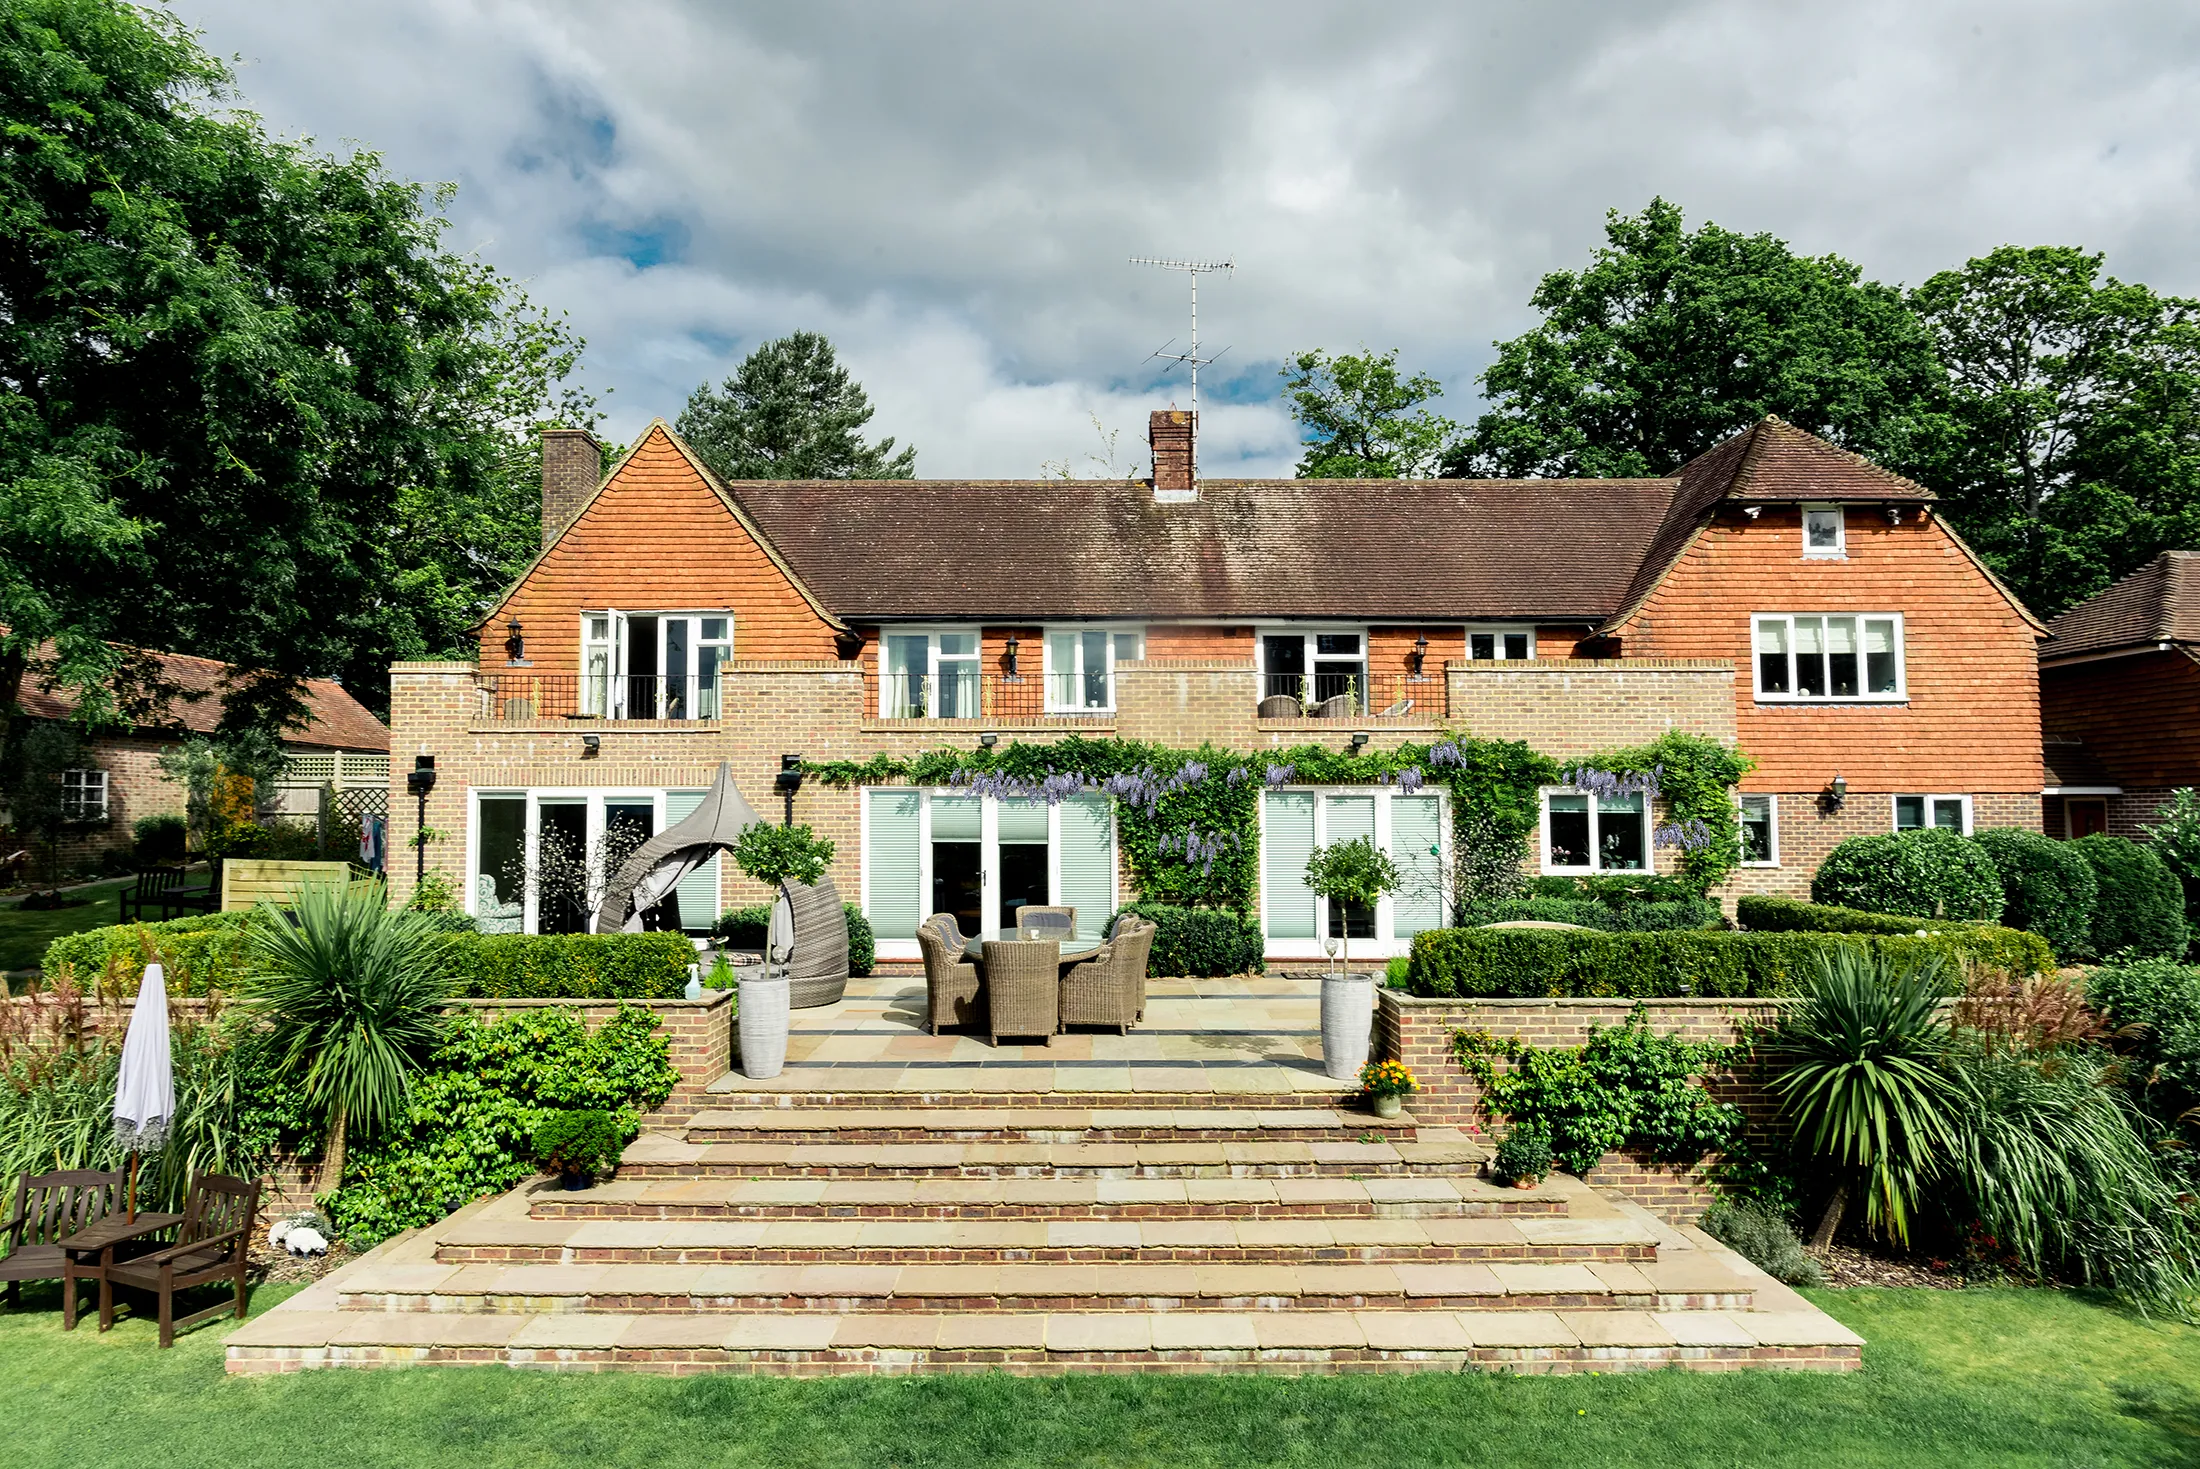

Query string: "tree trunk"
[317, 1106, 348, 1197]
[1811, 1184, 1847, 1253]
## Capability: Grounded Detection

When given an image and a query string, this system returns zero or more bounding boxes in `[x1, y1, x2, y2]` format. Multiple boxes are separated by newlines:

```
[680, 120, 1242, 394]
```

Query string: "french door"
[864, 789, 1116, 957]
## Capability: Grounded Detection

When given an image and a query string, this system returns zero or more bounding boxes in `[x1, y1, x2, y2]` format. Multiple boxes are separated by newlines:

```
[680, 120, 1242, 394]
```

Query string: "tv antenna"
[1131, 255, 1233, 438]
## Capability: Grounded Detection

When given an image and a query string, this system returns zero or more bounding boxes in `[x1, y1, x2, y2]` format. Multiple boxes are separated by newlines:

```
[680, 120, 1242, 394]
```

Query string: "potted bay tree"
[727, 821, 836, 1079]
[1303, 836, 1400, 1082]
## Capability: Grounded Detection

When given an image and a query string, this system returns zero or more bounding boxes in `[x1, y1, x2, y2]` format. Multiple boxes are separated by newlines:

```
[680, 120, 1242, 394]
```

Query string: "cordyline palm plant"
[243, 880, 453, 1193]
[1761, 946, 1958, 1250]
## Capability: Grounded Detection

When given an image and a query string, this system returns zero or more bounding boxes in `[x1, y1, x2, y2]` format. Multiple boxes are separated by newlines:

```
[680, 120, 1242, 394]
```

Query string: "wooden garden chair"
[1, 1169, 122, 1307]
[98, 1173, 260, 1346]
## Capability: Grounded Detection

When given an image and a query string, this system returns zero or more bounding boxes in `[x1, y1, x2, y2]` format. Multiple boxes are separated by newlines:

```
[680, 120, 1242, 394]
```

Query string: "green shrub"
[1972, 828, 2099, 959]
[1702, 1199, 1824, 1287]
[531, 1108, 625, 1182]
[441, 932, 695, 999]
[1108, 903, 1265, 977]
[1491, 1122, 1553, 1186]
[2070, 834, 2189, 960]
[1527, 872, 1708, 905]
[2139, 788, 2200, 942]
[40, 909, 259, 993]
[327, 1006, 676, 1246]
[1462, 896, 1720, 932]
[132, 814, 187, 864]
[2082, 958, 2200, 1158]
[714, 902, 875, 976]
[1738, 894, 1994, 937]
[1405, 925, 2049, 1000]
[1384, 955, 1412, 988]
[1812, 827, 2005, 921]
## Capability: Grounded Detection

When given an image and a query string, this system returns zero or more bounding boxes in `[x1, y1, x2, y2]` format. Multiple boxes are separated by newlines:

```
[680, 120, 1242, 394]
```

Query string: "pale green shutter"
[931, 795, 981, 841]
[1391, 795, 1443, 938]
[866, 788, 922, 940]
[1058, 796, 1113, 941]
[1263, 791, 1316, 939]
[998, 798, 1049, 843]
[1328, 794, 1376, 845]
[665, 790, 718, 932]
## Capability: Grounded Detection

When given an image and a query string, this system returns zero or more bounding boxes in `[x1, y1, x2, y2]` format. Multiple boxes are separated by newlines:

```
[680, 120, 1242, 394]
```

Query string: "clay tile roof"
[2045, 551, 2200, 661]
[16, 647, 390, 751]
[732, 476, 1680, 622]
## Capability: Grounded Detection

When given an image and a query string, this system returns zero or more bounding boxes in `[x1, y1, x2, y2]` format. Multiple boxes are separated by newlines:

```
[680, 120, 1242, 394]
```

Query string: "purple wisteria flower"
[1651, 818, 1716, 852]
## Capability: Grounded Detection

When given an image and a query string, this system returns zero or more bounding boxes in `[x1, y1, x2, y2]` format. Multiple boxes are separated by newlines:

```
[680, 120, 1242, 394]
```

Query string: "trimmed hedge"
[1973, 827, 2099, 960]
[713, 902, 876, 975]
[1404, 924, 2051, 1000]
[1812, 827, 2005, 921]
[1109, 903, 1265, 977]
[2070, 834, 2189, 960]
[41, 910, 260, 994]
[1738, 894, 1991, 937]
[1462, 897, 1722, 932]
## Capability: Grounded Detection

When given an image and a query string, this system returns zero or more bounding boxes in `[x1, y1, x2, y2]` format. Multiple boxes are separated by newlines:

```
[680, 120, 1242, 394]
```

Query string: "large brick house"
[2039, 550, 2200, 839]
[385, 410, 2045, 961]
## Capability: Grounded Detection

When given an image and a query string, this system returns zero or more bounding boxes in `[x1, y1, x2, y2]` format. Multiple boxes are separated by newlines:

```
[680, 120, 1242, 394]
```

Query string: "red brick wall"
[2042, 650, 2200, 789]
[1581, 1151, 1719, 1223]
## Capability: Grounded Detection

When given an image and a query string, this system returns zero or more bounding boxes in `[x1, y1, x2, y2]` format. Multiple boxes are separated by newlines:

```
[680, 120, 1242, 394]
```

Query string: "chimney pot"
[1149, 409, 1195, 501]
[541, 428, 604, 547]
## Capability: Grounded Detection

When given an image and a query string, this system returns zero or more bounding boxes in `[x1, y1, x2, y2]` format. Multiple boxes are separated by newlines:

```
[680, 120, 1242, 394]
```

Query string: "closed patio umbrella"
[113, 962, 175, 1221]
[592, 761, 767, 934]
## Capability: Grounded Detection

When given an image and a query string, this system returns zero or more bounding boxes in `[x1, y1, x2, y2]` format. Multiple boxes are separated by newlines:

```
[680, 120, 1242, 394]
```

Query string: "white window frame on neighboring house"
[1540, 785, 1653, 875]
[1465, 625, 1537, 661]
[878, 627, 985, 719]
[1802, 504, 1847, 559]
[1738, 793, 1779, 866]
[1893, 794, 1972, 835]
[1752, 612, 1906, 703]
[61, 768, 108, 821]
[1042, 626, 1144, 713]
[1257, 627, 1370, 710]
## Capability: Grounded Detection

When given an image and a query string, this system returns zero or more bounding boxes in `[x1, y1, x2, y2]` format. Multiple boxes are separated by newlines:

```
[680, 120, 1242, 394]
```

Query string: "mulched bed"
[1816, 1241, 1966, 1290]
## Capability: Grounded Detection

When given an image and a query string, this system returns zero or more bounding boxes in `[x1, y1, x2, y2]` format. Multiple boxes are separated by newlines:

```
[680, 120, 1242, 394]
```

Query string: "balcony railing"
[473, 673, 721, 724]
[1255, 670, 1433, 721]
[870, 671, 1112, 722]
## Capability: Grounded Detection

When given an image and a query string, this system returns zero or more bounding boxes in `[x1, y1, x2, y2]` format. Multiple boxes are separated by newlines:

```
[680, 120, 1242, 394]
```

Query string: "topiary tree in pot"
[726, 822, 835, 1079]
[1304, 838, 1402, 1083]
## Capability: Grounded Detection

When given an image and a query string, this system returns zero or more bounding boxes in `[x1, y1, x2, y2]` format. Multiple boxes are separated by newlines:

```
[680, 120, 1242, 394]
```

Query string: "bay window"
[1045, 627, 1144, 711]
[1754, 613, 1903, 702]
[1542, 788, 1648, 873]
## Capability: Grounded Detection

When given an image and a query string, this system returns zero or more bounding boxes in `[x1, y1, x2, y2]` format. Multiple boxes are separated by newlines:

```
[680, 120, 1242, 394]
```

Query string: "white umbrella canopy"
[114, 961, 175, 1217]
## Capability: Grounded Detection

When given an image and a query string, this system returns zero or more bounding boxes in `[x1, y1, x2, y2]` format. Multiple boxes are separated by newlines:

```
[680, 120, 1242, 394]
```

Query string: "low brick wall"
[1581, 1151, 1719, 1224]
[455, 993, 731, 1126]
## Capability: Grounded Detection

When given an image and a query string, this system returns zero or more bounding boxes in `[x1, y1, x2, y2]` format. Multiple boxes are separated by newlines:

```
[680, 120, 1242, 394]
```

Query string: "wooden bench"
[0, 1169, 123, 1306]
[118, 867, 217, 922]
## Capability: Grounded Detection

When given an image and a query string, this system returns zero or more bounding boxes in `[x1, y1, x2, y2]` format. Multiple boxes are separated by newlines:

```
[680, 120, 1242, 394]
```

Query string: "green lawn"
[0, 876, 132, 974]
[1, 1284, 2196, 1467]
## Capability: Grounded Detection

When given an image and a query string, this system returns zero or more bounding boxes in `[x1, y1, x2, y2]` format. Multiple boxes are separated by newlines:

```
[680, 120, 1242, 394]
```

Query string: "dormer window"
[1803, 505, 1846, 559]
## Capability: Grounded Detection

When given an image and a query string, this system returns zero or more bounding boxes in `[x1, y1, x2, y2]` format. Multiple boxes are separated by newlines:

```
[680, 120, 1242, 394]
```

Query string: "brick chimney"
[1149, 409, 1195, 502]
[541, 428, 603, 547]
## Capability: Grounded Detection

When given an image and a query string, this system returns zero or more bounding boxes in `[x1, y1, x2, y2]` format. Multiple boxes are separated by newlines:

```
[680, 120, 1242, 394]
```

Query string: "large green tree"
[1282, 348, 1458, 478]
[1907, 247, 2200, 612]
[0, 0, 598, 736]
[677, 330, 915, 480]
[1447, 198, 1948, 481]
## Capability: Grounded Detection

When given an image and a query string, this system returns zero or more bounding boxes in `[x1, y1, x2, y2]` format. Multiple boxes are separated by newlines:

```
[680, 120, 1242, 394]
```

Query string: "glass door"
[930, 795, 983, 938]
[996, 799, 1050, 931]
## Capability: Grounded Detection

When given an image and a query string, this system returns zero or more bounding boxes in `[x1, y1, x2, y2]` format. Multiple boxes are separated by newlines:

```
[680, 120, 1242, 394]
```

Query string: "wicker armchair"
[1256, 694, 1303, 719]
[1310, 693, 1356, 719]
[1058, 919, 1153, 1034]
[984, 939, 1060, 1046]
[916, 915, 982, 1034]
[1011, 905, 1076, 939]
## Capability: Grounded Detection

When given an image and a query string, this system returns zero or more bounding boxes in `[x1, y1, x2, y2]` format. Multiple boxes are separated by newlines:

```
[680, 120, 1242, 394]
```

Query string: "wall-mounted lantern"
[1002, 633, 1021, 681]
[504, 619, 526, 663]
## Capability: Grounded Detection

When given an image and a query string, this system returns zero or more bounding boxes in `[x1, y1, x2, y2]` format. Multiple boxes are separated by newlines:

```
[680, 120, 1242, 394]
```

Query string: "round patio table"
[963, 934, 1106, 968]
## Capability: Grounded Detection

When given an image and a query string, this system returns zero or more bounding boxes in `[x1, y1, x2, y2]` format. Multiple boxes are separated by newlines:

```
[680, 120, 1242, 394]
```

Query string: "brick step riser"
[685, 1128, 1420, 1145]
[622, 1163, 1472, 1181]
[437, 1243, 1658, 1266]
[716, 1092, 1362, 1113]
[339, 1290, 1752, 1315]
[227, 1342, 1862, 1376]
[529, 1201, 1562, 1223]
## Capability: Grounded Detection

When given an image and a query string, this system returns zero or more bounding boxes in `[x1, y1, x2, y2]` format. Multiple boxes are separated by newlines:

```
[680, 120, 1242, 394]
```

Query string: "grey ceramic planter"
[737, 969, 791, 1079]
[1319, 971, 1375, 1082]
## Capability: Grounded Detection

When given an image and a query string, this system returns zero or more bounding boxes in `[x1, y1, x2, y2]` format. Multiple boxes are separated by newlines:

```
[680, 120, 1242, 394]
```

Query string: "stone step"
[705, 1086, 1360, 1112]
[334, 1256, 1756, 1315]
[527, 1172, 1562, 1223]
[620, 1134, 1486, 1181]
[682, 1105, 1427, 1145]
[228, 1305, 1862, 1376]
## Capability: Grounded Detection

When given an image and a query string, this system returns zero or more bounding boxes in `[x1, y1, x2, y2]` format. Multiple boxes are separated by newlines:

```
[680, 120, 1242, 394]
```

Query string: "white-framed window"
[1894, 794, 1971, 834]
[1044, 627, 1144, 712]
[579, 611, 731, 719]
[1753, 613, 1904, 702]
[1466, 625, 1535, 661]
[1259, 628, 1368, 710]
[1739, 794, 1778, 866]
[1259, 786, 1448, 958]
[861, 787, 1118, 955]
[881, 628, 982, 718]
[1803, 505, 1846, 559]
[61, 768, 108, 821]
[1541, 786, 1650, 874]
[469, 787, 717, 936]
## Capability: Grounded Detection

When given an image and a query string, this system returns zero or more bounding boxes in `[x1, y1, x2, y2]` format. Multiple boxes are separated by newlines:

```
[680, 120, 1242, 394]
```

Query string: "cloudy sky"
[172, 0, 2200, 477]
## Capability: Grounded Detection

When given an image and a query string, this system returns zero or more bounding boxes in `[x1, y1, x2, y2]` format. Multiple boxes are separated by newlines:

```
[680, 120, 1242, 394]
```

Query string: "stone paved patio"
[711, 971, 1349, 1096]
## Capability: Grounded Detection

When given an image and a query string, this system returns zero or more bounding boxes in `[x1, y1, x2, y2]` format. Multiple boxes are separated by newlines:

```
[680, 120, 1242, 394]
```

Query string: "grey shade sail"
[592, 762, 766, 934]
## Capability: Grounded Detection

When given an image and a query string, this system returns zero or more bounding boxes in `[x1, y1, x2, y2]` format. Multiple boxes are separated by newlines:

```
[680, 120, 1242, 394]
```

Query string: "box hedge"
[1108, 903, 1265, 977]
[1462, 896, 1723, 932]
[1404, 923, 2051, 1000]
[1811, 827, 2005, 921]
[1738, 894, 1993, 937]
[1971, 827, 2099, 960]
[41, 910, 260, 994]
[2070, 834, 2190, 960]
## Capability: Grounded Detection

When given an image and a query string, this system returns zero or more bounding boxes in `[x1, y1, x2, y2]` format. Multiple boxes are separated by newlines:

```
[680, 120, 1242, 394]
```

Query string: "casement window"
[1894, 794, 1971, 835]
[882, 629, 982, 718]
[1260, 629, 1367, 709]
[1802, 505, 1846, 559]
[1753, 613, 1904, 702]
[1045, 627, 1144, 712]
[580, 612, 731, 719]
[862, 788, 1117, 953]
[1739, 794, 1778, 866]
[1466, 626, 1535, 661]
[472, 787, 715, 936]
[1542, 787, 1649, 874]
[1260, 788, 1447, 955]
[61, 769, 108, 821]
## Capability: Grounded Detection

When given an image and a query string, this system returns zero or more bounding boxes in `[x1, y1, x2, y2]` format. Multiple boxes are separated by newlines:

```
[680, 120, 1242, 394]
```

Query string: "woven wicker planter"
[1319, 972, 1375, 1082]
[736, 970, 791, 1079]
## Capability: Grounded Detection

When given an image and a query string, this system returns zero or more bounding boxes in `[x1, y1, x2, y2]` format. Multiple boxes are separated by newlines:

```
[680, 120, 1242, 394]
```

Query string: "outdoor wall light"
[504, 618, 525, 662]
[979, 731, 999, 748]
[580, 733, 601, 756]
[1002, 634, 1020, 680]
[774, 754, 805, 827]
[1742, 505, 1763, 520]
[1410, 634, 1429, 679]
[406, 757, 437, 886]
[1349, 731, 1371, 751]
[1828, 773, 1848, 806]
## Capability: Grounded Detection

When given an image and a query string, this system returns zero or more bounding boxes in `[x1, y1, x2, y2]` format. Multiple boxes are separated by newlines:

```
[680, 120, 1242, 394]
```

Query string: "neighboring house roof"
[2041, 737, 2123, 791]
[734, 476, 1678, 622]
[17, 647, 391, 751]
[2044, 551, 2200, 662]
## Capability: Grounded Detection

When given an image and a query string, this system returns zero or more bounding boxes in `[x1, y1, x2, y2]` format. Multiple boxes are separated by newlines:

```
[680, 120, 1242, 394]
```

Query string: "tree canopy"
[676, 331, 915, 481]
[1282, 348, 1458, 478]
[0, 0, 599, 733]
